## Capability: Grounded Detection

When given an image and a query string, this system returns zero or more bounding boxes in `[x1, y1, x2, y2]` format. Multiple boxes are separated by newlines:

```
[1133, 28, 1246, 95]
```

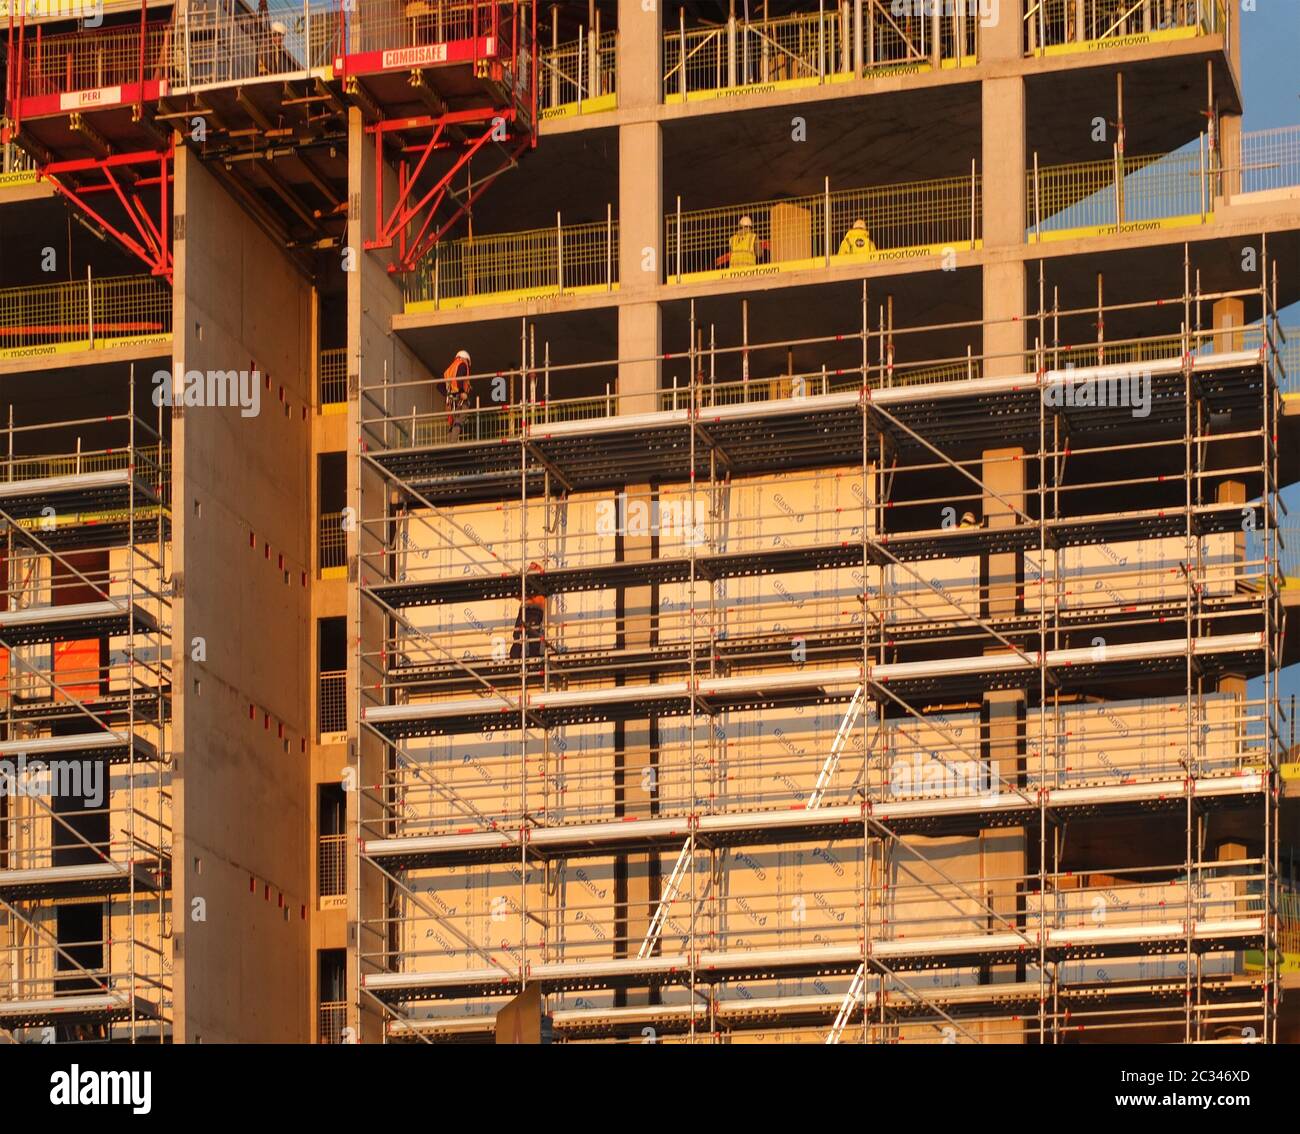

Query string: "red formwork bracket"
[40, 143, 175, 283]
[365, 109, 529, 274]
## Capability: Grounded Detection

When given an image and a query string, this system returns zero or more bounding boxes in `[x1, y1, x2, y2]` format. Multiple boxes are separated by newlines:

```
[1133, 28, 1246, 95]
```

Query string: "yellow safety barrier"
[405, 217, 618, 313]
[663, 5, 977, 102]
[1028, 148, 1210, 242]
[0, 275, 172, 360]
[319, 511, 347, 574]
[0, 144, 40, 191]
[538, 30, 617, 120]
[667, 172, 980, 283]
[319, 347, 348, 409]
[1023, 0, 1226, 57]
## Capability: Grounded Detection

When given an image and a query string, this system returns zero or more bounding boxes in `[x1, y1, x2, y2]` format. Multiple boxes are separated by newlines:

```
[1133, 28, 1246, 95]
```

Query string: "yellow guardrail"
[2, 441, 167, 483]
[319, 348, 347, 406]
[0, 143, 39, 190]
[319, 510, 347, 571]
[405, 215, 618, 312]
[664, 5, 977, 101]
[1024, 0, 1226, 57]
[318, 670, 347, 735]
[1029, 148, 1208, 240]
[318, 834, 347, 899]
[667, 171, 979, 282]
[539, 29, 617, 119]
[0, 274, 172, 360]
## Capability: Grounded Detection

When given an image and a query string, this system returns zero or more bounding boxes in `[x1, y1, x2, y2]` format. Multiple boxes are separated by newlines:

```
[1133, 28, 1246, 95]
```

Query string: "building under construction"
[0, 0, 1298, 1045]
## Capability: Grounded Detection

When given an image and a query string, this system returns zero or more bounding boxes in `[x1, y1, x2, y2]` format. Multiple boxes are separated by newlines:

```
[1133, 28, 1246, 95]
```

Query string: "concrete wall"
[171, 146, 313, 1043]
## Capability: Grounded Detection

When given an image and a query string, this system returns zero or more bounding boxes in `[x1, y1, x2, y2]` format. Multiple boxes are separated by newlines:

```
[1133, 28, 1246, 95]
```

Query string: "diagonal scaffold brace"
[364, 108, 529, 275]
[39, 143, 175, 283]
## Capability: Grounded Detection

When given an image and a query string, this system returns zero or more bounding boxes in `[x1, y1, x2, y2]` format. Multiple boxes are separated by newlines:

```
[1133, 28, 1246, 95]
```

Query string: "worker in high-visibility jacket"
[715, 215, 768, 269]
[510, 563, 547, 661]
[837, 218, 877, 256]
[443, 349, 471, 435]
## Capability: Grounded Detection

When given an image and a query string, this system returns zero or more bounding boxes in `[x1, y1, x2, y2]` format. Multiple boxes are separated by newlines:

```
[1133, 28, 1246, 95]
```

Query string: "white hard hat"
[852, 218, 866, 230]
[456, 349, 471, 362]
[961, 511, 976, 525]
[738, 215, 753, 227]
[270, 20, 288, 35]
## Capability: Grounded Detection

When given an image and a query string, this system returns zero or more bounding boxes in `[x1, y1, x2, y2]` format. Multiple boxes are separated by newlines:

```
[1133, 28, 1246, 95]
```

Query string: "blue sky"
[1239, 1, 1300, 705]
[1241, 1, 1300, 133]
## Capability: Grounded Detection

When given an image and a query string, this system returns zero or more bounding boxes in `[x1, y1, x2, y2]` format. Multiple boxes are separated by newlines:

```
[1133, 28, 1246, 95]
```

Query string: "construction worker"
[444, 349, 472, 436]
[959, 510, 979, 529]
[715, 215, 768, 269]
[837, 218, 877, 256]
[510, 564, 547, 661]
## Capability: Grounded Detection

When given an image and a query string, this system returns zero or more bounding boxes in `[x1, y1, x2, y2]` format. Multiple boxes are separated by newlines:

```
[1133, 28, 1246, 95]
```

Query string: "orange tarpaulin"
[53, 638, 101, 702]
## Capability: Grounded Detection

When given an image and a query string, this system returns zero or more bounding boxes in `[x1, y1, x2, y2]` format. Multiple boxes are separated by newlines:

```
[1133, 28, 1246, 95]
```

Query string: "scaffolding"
[0, 378, 172, 1042]
[352, 239, 1283, 1042]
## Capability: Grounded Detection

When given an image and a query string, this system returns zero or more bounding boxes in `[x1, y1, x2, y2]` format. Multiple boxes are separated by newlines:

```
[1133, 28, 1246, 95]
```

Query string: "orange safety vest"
[444, 357, 470, 396]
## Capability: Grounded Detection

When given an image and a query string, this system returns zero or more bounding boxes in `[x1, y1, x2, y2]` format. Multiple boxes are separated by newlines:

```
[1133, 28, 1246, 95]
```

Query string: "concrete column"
[981, 73, 1027, 382]
[611, 486, 659, 1002]
[984, 446, 1024, 618]
[981, 77, 1026, 250]
[980, 0, 1025, 63]
[617, 0, 662, 110]
[612, 8, 663, 983]
[618, 120, 663, 412]
[983, 262, 1027, 376]
[982, 446, 1027, 1041]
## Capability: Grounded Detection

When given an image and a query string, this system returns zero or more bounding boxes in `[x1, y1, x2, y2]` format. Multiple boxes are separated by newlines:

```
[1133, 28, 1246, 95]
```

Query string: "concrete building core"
[0, 0, 1298, 1046]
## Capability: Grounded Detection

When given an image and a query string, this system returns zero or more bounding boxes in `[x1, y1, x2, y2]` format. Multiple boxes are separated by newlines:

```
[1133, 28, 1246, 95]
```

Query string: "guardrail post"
[1199, 132, 1207, 222]
[1033, 151, 1041, 243]
[577, 30, 584, 105]
[818, 0, 826, 81]
[742, 12, 751, 86]
[840, 1, 850, 73]
[550, 7, 559, 108]
[824, 177, 831, 266]
[676, 195, 682, 283]
[1113, 142, 1123, 226]
[87, 267, 94, 349]
[433, 251, 440, 311]
[727, 11, 737, 88]
[970, 158, 977, 244]
[679, 9, 687, 99]
[606, 202, 613, 290]
[853, 0, 863, 74]
[556, 211, 563, 292]
[184, 1, 193, 88]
